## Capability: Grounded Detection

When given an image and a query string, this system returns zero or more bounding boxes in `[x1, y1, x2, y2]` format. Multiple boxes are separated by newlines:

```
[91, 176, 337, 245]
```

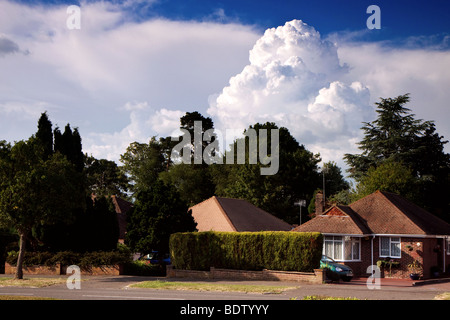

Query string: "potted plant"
[408, 260, 421, 280]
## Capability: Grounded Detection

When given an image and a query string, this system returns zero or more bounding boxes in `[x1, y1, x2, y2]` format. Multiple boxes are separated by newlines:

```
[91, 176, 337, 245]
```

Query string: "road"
[1, 275, 450, 301]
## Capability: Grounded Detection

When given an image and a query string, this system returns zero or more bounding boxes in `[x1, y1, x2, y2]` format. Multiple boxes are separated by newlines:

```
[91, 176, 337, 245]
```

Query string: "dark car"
[143, 251, 171, 265]
[320, 255, 353, 282]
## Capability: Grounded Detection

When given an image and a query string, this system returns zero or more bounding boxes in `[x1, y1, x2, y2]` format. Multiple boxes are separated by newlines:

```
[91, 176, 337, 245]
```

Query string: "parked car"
[320, 255, 353, 282]
[142, 251, 171, 265]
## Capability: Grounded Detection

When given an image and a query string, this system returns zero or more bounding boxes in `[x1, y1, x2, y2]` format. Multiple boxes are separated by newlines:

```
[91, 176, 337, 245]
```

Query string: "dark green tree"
[36, 112, 53, 159]
[0, 138, 84, 279]
[344, 94, 450, 220]
[159, 111, 217, 205]
[120, 138, 167, 194]
[85, 156, 129, 198]
[214, 122, 321, 224]
[125, 179, 197, 255]
[54, 124, 84, 172]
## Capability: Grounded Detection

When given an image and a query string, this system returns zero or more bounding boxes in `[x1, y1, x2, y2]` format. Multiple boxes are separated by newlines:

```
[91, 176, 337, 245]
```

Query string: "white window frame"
[446, 238, 450, 255]
[379, 236, 401, 258]
[323, 235, 361, 262]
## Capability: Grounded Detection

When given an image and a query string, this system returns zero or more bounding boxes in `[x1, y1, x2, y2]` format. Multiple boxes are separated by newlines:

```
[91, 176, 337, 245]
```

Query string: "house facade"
[293, 191, 450, 279]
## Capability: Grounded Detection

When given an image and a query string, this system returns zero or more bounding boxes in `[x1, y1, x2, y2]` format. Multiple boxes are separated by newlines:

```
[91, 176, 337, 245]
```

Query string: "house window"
[447, 238, 450, 255]
[323, 236, 360, 261]
[379, 237, 401, 258]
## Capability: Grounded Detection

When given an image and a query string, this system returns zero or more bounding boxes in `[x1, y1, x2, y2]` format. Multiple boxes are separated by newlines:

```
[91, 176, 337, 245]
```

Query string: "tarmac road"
[1, 274, 450, 301]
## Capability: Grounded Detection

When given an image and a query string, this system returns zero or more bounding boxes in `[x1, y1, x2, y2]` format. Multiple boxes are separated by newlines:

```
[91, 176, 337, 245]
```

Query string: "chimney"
[315, 191, 324, 216]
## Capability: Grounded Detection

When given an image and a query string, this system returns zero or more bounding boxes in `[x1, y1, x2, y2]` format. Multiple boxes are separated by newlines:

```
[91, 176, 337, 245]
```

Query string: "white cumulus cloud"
[208, 20, 375, 166]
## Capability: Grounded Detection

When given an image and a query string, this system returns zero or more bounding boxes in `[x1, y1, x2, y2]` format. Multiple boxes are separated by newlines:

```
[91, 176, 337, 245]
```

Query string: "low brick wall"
[4, 263, 61, 275]
[166, 266, 325, 284]
[4, 263, 123, 276]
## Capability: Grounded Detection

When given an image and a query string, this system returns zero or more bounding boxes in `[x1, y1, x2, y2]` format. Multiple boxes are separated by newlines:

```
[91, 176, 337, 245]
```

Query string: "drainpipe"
[444, 237, 447, 274]
[371, 235, 375, 274]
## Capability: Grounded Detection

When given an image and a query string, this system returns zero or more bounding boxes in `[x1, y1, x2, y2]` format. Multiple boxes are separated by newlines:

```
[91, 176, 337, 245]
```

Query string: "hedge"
[169, 231, 323, 272]
[6, 250, 131, 269]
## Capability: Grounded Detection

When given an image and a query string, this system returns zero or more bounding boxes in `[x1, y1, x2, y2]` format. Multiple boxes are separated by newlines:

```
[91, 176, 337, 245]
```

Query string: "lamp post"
[294, 200, 306, 226]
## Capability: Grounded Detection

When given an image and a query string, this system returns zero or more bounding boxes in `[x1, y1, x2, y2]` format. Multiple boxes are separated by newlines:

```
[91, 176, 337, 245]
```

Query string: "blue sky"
[15, 0, 450, 43]
[1, 0, 450, 171]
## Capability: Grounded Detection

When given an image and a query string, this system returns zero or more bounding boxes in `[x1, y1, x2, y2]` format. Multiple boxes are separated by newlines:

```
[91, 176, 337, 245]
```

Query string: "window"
[379, 237, 401, 258]
[447, 238, 450, 255]
[323, 236, 361, 261]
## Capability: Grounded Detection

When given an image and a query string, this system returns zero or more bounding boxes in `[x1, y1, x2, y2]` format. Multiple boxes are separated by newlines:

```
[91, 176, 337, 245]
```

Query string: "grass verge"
[0, 295, 58, 300]
[434, 292, 450, 300]
[0, 277, 67, 288]
[130, 280, 297, 294]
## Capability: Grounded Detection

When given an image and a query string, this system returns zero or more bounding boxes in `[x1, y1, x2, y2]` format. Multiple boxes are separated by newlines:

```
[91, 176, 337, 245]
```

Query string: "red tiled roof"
[293, 190, 450, 236]
[292, 206, 371, 235]
[190, 196, 292, 232]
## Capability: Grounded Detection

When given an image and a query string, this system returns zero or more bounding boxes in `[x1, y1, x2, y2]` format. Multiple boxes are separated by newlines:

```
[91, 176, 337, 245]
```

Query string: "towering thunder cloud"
[208, 20, 374, 164]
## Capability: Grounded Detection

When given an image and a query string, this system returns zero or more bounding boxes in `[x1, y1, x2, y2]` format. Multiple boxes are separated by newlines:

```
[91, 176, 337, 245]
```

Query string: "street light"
[294, 199, 306, 226]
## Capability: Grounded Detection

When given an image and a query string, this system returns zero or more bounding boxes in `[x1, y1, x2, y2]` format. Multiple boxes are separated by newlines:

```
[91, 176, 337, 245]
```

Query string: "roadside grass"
[302, 295, 360, 300]
[434, 292, 450, 300]
[0, 295, 58, 300]
[0, 277, 67, 288]
[130, 280, 297, 294]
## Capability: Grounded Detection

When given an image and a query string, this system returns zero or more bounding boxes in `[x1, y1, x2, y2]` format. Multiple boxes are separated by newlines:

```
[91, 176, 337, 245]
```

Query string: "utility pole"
[322, 166, 328, 209]
[294, 200, 306, 226]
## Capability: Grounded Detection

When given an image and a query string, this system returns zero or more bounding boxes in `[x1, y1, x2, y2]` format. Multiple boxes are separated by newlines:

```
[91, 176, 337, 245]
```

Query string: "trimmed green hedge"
[169, 231, 322, 272]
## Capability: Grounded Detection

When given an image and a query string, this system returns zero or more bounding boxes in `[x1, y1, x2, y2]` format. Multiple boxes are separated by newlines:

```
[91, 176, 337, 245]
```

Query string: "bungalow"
[190, 196, 292, 232]
[293, 190, 450, 279]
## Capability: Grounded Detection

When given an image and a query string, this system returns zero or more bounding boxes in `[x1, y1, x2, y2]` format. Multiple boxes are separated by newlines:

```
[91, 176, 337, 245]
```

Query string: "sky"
[1, 0, 450, 174]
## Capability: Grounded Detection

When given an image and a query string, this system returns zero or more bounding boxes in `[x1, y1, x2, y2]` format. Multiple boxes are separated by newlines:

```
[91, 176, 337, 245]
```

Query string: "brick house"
[293, 190, 450, 279]
[190, 196, 292, 232]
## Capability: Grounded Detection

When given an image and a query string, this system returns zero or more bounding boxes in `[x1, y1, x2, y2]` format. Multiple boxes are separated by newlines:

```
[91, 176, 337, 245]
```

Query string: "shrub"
[170, 231, 322, 272]
[5, 250, 131, 268]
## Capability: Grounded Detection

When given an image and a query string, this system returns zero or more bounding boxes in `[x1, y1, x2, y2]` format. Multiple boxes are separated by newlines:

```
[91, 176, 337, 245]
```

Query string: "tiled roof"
[292, 206, 371, 235]
[190, 196, 292, 232]
[293, 190, 450, 236]
[111, 195, 133, 241]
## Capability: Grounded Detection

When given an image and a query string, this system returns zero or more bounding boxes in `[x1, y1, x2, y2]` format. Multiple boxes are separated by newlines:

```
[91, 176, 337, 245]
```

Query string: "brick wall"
[4, 263, 123, 276]
[339, 236, 443, 279]
[166, 266, 325, 284]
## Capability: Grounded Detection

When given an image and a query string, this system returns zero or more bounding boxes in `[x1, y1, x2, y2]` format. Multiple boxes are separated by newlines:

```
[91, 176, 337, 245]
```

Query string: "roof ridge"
[189, 195, 218, 210]
[213, 196, 237, 231]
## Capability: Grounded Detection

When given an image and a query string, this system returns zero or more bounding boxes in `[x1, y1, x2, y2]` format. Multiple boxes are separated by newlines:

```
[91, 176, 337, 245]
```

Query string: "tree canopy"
[345, 94, 450, 220]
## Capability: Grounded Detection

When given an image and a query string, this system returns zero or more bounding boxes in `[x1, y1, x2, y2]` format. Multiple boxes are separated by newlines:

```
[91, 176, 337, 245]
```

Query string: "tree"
[0, 138, 83, 279]
[54, 124, 84, 172]
[214, 122, 321, 224]
[36, 112, 53, 159]
[158, 111, 217, 205]
[120, 138, 167, 194]
[353, 161, 419, 201]
[125, 179, 196, 256]
[344, 94, 450, 219]
[85, 156, 129, 198]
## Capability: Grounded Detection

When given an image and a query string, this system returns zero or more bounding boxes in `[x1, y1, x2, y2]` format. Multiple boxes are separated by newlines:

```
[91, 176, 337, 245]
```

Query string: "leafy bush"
[170, 231, 322, 272]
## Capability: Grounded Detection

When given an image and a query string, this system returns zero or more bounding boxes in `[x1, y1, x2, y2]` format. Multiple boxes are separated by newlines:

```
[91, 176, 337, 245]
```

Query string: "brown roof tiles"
[293, 190, 450, 236]
[190, 196, 292, 232]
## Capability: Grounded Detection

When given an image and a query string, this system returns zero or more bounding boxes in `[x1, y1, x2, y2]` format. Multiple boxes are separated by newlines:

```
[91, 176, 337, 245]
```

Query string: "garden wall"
[166, 265, 325, 284]
[4, 263, 123, 276]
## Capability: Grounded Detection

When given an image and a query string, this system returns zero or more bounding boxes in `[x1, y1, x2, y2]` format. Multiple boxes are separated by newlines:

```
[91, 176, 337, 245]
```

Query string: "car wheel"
[341, 276, 352, 282]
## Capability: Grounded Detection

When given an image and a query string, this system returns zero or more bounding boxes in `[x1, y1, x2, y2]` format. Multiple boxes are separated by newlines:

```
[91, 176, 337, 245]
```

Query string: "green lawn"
[130, 280, 297, 294]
